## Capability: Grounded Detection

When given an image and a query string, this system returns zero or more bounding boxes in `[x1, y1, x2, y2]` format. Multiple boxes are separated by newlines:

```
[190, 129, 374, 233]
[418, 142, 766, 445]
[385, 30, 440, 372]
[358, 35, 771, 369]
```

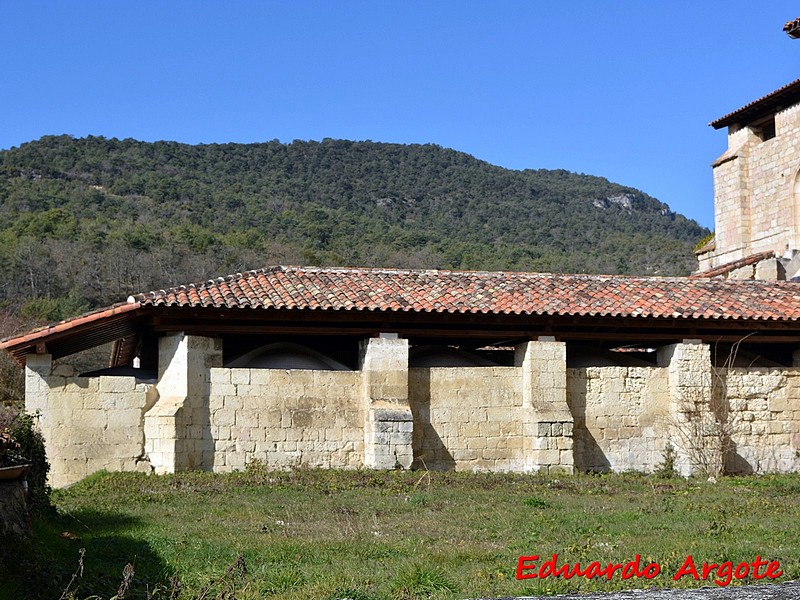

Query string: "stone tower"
[696, 78, 800, 280]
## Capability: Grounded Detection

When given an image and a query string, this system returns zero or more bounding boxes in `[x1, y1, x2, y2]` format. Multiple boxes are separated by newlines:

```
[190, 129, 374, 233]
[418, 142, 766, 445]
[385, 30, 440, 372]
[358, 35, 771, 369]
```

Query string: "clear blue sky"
[3, 2, 800, 229]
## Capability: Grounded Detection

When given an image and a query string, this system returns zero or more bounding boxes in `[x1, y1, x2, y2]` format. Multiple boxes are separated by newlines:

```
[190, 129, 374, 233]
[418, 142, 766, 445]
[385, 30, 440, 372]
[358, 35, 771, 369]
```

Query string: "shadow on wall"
[412, 421, 457, 471]
[573, 429, 612, 473]
[567, 374, 612, 473]
[408, 369, 456, 470]
[725, 443, 755, 475]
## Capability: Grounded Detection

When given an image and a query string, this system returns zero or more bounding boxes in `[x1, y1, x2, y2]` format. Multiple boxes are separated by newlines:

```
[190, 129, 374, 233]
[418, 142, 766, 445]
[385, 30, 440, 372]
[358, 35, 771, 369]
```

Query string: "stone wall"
[145, 334, 223, 473]
[26, 354, 154, 488]
[360, 336, 414, 470]
[207, 368, 363, 471]
[719, 368, 800, 473]
[567, 367, 669, 472]
[26, 336, 800, 487]
[409, 367, 524, 471]
[518, 339, 574, 474]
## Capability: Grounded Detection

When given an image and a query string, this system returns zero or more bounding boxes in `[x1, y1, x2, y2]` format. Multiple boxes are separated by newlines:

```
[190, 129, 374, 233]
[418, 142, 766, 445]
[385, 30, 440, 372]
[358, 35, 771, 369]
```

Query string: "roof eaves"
[0, 300, 141, 352]
[711, 77, 800, 129]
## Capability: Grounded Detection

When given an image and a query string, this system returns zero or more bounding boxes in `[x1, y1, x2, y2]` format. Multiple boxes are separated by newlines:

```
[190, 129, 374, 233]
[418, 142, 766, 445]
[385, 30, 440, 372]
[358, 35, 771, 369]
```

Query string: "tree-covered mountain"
[0, 135, 708, 319]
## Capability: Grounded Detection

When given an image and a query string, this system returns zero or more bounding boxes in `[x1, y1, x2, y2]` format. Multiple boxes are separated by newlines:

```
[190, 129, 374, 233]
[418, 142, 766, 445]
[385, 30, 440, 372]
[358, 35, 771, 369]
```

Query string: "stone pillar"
[24, 353, 52, 416]
[657, 339, 713, 476]
[23, 354, 56, 483]
[145, 333, 222, 473]
[359, 334, 413, 469]
[516, 338, 573, 474]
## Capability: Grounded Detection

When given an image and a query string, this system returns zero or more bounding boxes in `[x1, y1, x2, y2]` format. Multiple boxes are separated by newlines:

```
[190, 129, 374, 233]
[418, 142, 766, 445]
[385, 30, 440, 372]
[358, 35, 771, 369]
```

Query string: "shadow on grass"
[0, 509, 169, 600]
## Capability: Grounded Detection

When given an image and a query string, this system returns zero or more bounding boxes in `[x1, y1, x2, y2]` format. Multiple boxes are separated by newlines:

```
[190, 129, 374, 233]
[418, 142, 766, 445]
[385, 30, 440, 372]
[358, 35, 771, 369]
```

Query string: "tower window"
[751, 114, 776, 142]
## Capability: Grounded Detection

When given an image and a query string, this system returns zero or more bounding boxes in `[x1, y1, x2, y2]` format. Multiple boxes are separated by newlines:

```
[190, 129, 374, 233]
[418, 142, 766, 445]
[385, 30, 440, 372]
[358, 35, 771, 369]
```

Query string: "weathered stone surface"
[518, 340, 573, 474]
[361, 336, 413, 469]
[410, 366, 524, 471]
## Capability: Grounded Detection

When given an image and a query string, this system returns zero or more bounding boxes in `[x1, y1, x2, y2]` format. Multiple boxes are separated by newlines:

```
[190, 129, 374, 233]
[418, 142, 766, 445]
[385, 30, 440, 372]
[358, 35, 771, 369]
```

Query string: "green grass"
[2, 467, 800, 599]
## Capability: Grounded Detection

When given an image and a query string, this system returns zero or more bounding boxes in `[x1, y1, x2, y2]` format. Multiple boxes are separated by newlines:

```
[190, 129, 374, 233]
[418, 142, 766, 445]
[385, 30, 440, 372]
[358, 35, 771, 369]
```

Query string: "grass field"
[3, 466, 800, 599]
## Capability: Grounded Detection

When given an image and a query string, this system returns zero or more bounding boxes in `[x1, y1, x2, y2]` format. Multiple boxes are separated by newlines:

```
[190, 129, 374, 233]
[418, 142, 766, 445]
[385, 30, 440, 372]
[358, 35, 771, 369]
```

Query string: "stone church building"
[7, 81, 800, 487]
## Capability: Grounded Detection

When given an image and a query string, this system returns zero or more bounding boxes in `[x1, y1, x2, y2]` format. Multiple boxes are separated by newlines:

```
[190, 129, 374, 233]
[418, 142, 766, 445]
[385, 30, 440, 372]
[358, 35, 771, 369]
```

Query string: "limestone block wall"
[26, 354, 154, 488]
[567, 367, 669, 472]
[658, 342, 713, 475]
[207, 368, 363, 471]
[717, 368, 800, 473]
[409, 367, 525, 471]
[27, 334, 800, 487]
[748, 104, 800, 253]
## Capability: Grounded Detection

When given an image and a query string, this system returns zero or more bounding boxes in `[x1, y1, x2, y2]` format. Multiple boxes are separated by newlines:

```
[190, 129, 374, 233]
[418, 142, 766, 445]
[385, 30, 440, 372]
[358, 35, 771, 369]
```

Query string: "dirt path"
[475, 581, 800, 599]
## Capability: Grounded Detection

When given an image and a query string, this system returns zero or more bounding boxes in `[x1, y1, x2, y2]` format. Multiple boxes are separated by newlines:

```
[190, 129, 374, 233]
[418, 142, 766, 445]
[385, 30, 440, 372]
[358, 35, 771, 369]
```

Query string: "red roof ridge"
[264, 264, 700, 282]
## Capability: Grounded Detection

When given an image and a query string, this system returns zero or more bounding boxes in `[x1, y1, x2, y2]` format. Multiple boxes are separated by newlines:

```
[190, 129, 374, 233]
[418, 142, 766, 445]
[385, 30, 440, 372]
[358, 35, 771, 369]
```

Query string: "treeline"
[0, 135, 709, 322]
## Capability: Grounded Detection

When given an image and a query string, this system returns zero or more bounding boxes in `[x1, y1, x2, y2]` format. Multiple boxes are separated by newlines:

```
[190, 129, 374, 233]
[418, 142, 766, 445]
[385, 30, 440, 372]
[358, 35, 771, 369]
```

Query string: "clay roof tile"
[125, 265, 800, 322]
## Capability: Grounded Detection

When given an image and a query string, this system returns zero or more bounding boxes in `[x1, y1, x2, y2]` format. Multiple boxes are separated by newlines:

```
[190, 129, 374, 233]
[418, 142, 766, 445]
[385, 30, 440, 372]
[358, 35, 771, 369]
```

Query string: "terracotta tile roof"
[690, 251, 775, 279]
[131, 265, 800, 322]
[711, 77, 800, 129]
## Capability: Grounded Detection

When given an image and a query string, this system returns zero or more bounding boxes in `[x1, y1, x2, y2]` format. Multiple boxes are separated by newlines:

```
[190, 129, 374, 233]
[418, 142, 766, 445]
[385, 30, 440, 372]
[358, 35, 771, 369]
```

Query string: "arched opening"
[225, 342, 351, 371]
[408, 345, 498, 368]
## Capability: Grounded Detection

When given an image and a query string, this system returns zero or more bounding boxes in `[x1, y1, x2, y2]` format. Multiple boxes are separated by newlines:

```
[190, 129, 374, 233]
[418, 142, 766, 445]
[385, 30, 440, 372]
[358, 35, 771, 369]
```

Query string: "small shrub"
[242, 457, 271, 484]
[523, 496, 550, 508]
[654, 441, 677, 479]
[693, 231, 715, 253]
[408, 493, 429, 506]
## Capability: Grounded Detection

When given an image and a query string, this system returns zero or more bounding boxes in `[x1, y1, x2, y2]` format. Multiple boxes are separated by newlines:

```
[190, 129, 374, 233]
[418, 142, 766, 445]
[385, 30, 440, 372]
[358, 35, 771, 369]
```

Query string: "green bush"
[0, 408, 51, 512]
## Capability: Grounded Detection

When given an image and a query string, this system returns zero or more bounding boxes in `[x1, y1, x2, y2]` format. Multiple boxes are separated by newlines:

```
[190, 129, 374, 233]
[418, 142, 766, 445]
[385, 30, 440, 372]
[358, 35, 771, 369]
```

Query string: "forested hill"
[0, 135, 708, 320]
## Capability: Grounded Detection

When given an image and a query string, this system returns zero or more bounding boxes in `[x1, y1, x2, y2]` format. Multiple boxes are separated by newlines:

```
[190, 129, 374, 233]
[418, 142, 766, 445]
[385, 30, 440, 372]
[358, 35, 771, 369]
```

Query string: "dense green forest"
[0, 135, 709, 321]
